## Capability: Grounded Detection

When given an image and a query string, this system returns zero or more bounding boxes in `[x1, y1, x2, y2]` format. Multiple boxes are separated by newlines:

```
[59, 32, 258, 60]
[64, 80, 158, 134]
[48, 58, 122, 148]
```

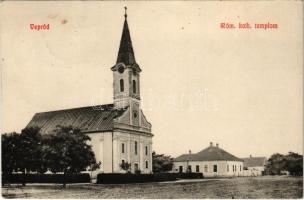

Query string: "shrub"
[120, 162, 131, 173]
[175, 172, 204, 179]
[97, 173, 177, 184]
[96, 172, 203, 184]
[2, 173, 91, 184]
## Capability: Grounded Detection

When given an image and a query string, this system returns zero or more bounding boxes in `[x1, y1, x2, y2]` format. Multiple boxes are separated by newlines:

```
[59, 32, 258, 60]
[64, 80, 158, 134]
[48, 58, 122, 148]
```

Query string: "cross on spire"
[124, 6, 127, 19]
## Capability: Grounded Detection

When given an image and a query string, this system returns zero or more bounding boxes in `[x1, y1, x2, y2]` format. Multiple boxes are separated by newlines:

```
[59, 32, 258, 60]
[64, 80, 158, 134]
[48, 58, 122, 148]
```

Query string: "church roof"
[115, 12, 141, 72]
[174, 145, 243, 162]
[26, 104, 126, 134]
[242, 157, 267, 167]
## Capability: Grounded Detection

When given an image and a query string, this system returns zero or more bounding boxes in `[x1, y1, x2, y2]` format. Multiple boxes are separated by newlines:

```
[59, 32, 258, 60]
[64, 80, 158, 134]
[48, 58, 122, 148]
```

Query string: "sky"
[1, 1, 303, 158]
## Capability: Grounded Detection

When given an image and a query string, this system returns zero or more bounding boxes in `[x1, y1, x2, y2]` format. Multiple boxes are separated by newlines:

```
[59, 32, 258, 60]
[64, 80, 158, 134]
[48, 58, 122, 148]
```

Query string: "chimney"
[210, 142, 213, 147]
[189, 150, 191, 154]
[216, 143, 219, 148]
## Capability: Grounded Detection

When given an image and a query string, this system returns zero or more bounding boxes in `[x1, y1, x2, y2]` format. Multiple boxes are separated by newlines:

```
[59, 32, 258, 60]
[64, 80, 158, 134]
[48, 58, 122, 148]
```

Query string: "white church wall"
[87, 131, 113, 173]
[103, 132, 113, 173]
[87, 132, 104, 171]
[113, 131, 130, 173]
[140, 136, 152, 174]
[88, 130, 152, 175]
[112, 130, 152, 174]
[113, 135, 119, 172]
[129, 134, 140, 172]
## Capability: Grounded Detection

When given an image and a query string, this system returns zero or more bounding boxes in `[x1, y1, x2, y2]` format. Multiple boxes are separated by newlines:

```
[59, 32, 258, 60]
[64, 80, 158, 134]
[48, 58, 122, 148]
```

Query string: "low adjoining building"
[242, 155, 267, 176]
[172, 142, 244, 177]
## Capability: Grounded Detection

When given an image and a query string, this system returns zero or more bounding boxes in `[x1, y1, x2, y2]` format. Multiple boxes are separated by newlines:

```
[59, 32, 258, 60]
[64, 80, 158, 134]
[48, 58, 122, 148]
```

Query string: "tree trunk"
[2, 173, 7, 186]
[63, 171, 66, 188]
[22, 169, 26, 186]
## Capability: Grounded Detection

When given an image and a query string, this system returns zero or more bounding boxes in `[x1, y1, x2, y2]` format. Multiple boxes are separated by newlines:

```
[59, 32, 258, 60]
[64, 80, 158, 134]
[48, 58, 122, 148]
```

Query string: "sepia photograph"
[0, 1, 303, 199]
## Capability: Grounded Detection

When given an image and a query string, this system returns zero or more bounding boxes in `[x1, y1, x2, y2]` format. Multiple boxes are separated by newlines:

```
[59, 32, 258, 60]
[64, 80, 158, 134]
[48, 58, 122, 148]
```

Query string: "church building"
[26, 10, 153, 174]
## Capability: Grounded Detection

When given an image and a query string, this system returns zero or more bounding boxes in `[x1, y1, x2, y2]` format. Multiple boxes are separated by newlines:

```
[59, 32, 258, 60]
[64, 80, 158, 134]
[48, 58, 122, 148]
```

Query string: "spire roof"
[116, 8, 136, 66]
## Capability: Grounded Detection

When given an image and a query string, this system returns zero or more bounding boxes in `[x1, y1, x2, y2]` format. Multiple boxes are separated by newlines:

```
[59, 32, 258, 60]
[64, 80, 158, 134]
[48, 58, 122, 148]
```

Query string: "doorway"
[134, 163, 139, 172]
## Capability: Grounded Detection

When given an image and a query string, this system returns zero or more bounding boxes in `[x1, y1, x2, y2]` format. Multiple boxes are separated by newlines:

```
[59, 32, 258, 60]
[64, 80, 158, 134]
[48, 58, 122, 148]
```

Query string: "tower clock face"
[118, 66, 124, 74]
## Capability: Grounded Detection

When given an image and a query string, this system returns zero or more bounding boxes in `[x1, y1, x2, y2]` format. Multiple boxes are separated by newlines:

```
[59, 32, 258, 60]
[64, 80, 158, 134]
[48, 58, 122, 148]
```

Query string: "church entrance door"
[134, 163, 139, 172]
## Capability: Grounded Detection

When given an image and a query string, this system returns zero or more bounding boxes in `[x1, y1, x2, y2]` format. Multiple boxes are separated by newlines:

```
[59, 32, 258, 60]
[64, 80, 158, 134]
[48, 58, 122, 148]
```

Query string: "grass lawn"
[2, 176, 303, 199]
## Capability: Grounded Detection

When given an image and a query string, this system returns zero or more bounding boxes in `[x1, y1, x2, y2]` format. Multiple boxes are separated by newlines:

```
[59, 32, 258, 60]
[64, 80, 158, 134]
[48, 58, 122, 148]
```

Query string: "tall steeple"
[116, 7, 137, 66]
[112, 7, 141, 110]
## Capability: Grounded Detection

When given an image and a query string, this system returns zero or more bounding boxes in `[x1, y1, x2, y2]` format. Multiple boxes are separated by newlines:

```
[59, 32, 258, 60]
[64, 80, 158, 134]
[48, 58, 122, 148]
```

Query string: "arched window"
[135, 141, 138, 155]
[121, 143, 125, 153]
[120, 79, 124, 92]
[133, 80, 136, 93]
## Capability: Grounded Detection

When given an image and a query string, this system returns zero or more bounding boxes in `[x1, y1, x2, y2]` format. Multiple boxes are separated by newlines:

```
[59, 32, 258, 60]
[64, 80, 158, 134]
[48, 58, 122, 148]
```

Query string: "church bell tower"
[111, 7, 142, 125]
